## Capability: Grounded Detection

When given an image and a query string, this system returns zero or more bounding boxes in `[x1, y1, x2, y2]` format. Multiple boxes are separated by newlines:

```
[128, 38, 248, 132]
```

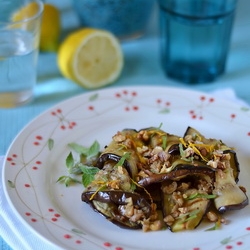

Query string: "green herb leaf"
[48, 138, 54, 150]
[68, 162, 83, 175]
[68, 141, 100, 159]
[66, 152, 74, 169]
[186, 193, 217, 200]
[162, 135, 167, 150]
[7, 180, 15, 188]
[89, 93, 98, 101]
[130, 182, 137, 191]
[220, 236, 232, 245]
[56, 175, 80, 187]
[241, 107, 250, 112]
[80, 165, 100, 187]
[87, 140, 100, 159]
[157, 123, 163, 129]
[114, 152, 130, 167]
[205, 221, 221, 231]
[68, 143, 89, 155]
[71, 228, 86, 235]
[179, 143, 193, 162]
[178, 209, 200, 222]
[183, 209, 200, 222]
[159, 108, 170, 114]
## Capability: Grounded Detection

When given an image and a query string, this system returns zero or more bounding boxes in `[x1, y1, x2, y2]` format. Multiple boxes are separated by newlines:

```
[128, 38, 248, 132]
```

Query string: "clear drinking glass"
[0, 0, 43, 108]
[158, 0, 237, 84]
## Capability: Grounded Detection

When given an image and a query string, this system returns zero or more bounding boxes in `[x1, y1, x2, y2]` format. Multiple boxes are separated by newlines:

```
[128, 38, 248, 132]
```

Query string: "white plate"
[2, 86, 250, 250]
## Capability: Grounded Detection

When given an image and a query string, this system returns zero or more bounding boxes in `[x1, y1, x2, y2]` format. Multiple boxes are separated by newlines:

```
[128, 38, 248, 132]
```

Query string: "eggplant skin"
[218, 198, 249, 213]
[138, 165, 215, 187]
[82, 190, 152, 229]
[96, 153, 131, 172]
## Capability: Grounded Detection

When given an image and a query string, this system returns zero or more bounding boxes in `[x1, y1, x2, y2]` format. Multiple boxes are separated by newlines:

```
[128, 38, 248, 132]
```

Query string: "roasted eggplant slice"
[213, 167, 248, 213]
[82, 190, 152, 229]
[183, 127, 248, 213]
[96, 129, 142, 179]
[183, 126, 240, 181]
[161, 178, 212, 232]
[138, 165, 215, 187]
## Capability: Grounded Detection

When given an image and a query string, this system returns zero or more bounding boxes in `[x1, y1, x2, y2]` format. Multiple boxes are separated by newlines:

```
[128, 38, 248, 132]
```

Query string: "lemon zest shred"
[92, 180, 106, 185]
[89, 184, 106, 200]
[130, 178, 153, 204]
[191, 143, 215, 152]
[89, 180, 121, 200]
[179, 137, 216, 162]
[187, 142, 209, 162]
[179, 137, 187, 147]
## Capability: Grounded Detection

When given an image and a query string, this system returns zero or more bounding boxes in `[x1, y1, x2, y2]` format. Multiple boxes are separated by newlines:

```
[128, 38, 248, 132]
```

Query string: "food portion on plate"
[58, 126, 248, 232]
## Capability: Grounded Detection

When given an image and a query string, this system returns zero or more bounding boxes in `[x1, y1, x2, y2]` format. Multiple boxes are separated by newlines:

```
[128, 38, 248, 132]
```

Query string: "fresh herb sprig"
[57, 141, 101, 187]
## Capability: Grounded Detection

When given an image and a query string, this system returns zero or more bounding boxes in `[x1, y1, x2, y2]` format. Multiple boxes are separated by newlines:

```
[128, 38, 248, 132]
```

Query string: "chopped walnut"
[207, 159, 219, 169]
[149, 161, 162, 173]
[206, 211, 218, 222]
[123, 138, 134, 149]
[118, 197, 145, 224]
[162, 181, 177, 194]
[137, 169, 150, 179]
[200, 147, 208, 157]
[141, 204, 162, 232]
[164, 215, 175, 225]
[130, 209, 144, 222]
[172, 191, 184, 207]
[112, 131, 126, 142]
[177, 182, 190, 192]
[137, 130, 150, 141]
[178, 207, 188, 214]
[197, 179, 212, 193]
[137, 145, 149, 155]
[184, 147, 195, 157]
[107, 180, 120, 189]
[148, 219, 163, 231]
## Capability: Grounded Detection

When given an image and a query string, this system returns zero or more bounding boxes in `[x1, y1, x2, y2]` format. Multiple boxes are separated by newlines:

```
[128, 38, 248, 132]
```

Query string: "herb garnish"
[57, 141, 101, 187]
[205, 220, 221, 231]
[114, 152, 130, 167]
[186, 193, 217, 200]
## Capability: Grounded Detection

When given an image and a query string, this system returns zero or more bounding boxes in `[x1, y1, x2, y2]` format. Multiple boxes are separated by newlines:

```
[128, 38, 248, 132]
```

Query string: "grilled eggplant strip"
[138, 166, 215, 187]
[162, 190, 211, 232]
[96, 129, 144, 180]
[82, 157, 155, 229]
[161, 175, 213, 232]
[213, 167, 248, 213]
[183, 127, 247, 212]
[82, 190, 152, 229]
[183, 126, 240, 181]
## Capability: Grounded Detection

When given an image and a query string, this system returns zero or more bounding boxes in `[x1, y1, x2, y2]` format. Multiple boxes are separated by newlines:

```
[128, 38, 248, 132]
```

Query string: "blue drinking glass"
[158, 0, 238, 83]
